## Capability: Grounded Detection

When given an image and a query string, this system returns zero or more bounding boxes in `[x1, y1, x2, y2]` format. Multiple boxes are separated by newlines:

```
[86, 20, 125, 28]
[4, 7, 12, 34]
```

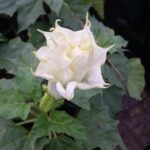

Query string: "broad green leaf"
[50, 111, 86, 140]
[108, 52, 128, 66]
[72, 88, 100, 110]
[0, 117, 49, 150]
[0, 68, 41, 120]
[16, 0, 65, 31]
[58, 0, 91, 30]
[90, 17, 128, 54]
[0, 48, 40, 107]
[1, 114, 50, 150]
[45, 135, 84, 150]
[0, 117, 29, 150]
[22, 114, 50, 150]
[0, 67, 42, 101]
[103, 64, 124, 88]
[15, 67, 42, 100]
[0, 0, 18, 16]
[26, 111, 86, 147]
[100, 86, 123, 117]
[0, 0, 63, 31]
[28, 21, 50, 48]
[0, 88, 31, 120]
[103, 53, 145, 100]
[78, 97, 127, 150]
[92, 0, 104, 19]
[17, 0, 62, 31]
[0, 79, 15, 89]
[0, 38, 37, 73]
[17, 0, 45, 31]
[125, 58, 145, 100]
[34, 137, 49, 150]
[103, 53, 128, 89]
[44, 0, 64, 15]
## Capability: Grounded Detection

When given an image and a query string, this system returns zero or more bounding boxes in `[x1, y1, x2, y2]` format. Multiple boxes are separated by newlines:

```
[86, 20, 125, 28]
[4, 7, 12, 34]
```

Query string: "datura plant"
[0, 1, 145, 150]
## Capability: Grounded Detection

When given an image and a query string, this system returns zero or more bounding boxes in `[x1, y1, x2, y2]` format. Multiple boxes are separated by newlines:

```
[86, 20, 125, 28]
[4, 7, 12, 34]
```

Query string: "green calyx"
[39, 91, 64, 113]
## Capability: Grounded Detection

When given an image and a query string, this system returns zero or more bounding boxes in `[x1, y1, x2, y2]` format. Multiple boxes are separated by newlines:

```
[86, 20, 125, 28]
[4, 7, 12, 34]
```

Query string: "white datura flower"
[34, 14, 112, 100]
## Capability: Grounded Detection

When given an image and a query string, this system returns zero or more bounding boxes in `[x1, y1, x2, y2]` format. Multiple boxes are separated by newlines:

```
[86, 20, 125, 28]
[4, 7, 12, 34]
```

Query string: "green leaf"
[0, 117, 49, 150]
[103, 64, 124, 88]
[0, 38, 37, 73]
[27, 111, 86, 145]
[103, 53, 128, 89]
[16, 0, 65, 31]
[44, 0, 64, 15]
[28, 21, 50, 48]
[125, 58, 145, 100]
[0, 117, 29, 150]
[17, 0, 46, 31]
[100, 86, 123, 117]
[45, 135, 84, 150]
[0, 67, 42, 101]
[0, 0, 18, 16]
[78, 97, 127, 150]
[15, 67, 42, 100]
[92, 0, 104, 19]
[0, 88, 31, 120]
[50, 111, 86, 140]
[72, 88, 100, 110]
[21, 114, 50, 150]
[0, 0, 63, 31]
[0, 79, 15, 89]
[15, 111, 86, 149]
[90, 17, 128, 54]
[0, 38, 41, 100]
[103, 53, 145, 100]
[58, 0, 91, 30]
[0, 67, 40, 120]
[34, 137, 49, 150]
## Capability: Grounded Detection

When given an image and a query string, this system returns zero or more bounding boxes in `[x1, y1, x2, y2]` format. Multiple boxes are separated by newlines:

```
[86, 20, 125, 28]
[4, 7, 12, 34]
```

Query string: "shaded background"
[104, 0, 150, 92]
[89, 0, 150, 149]
[104, 1, 150, 150]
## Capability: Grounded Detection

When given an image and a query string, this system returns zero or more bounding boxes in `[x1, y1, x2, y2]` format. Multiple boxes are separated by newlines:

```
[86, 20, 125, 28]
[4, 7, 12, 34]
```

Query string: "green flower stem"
[39, 92, 56, 113]
[17, 119, 36, 126]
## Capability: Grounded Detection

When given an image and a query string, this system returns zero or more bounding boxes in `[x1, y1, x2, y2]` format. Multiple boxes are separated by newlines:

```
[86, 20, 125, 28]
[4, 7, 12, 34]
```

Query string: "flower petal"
[56, 81, 77, 100]
[55, 20, 74, 37]
[54, 20, 85, 46]
[38, 29, 56, 49]
[55, 68, 73, 85]
[91, 44, 114, 66]
[35, 46, 51, 61]
[48, 81, 62, 99]
[70, 48, 90, 81]
[34, 62, 54, 80]
[78, 66, 109, 90]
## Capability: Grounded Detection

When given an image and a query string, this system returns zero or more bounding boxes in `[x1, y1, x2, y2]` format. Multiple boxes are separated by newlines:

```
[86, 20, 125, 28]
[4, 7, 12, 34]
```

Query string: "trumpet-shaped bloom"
[34, 14, 112, 100]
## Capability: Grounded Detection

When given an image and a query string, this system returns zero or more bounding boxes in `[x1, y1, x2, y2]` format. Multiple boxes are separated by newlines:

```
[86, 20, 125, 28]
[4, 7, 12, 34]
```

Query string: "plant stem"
[107, 58, 129, 94]
[17, 119, 36, 126]
[30, 110, 39, 117]
[31, 103, 43, 114]
[52, 131, 57, 138]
